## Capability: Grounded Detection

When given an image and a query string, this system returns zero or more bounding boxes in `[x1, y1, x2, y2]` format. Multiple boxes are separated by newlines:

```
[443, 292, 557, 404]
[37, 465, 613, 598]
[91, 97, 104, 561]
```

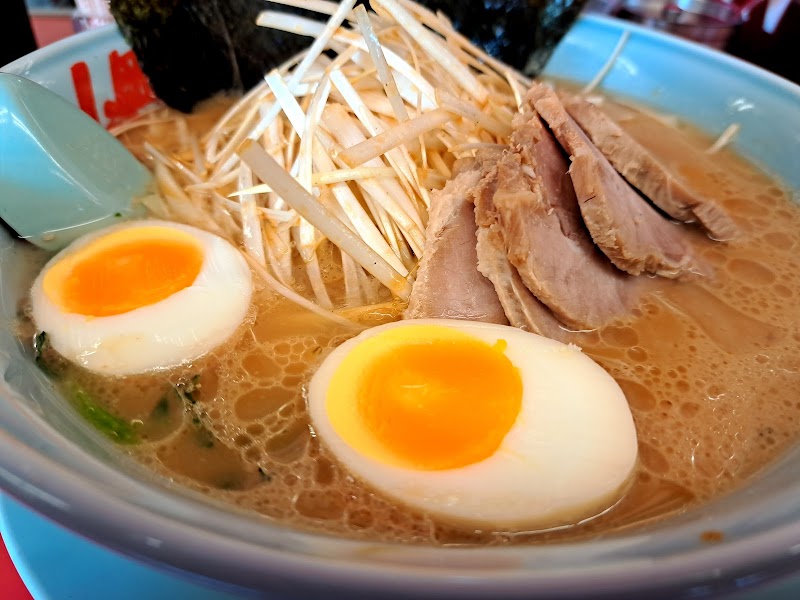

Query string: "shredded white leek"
[238, 140, 412, 299]
[706, 123, 741, 155]
[119, 0, 525, 318]
[582, 30, 630, 95]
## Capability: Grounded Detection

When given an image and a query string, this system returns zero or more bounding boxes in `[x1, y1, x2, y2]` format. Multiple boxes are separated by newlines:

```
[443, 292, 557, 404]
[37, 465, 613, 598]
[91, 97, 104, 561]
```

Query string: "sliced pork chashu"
[482, 136, 637, 331]
[527, 84, 697, 279]
[405, 162, 508, 324]
[471, 155, 568, 339]
[562, 95, 738, 241]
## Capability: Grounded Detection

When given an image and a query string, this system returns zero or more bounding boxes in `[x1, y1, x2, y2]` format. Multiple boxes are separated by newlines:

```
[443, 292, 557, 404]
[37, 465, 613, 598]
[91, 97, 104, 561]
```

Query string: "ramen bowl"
[1, 14, 799, 599]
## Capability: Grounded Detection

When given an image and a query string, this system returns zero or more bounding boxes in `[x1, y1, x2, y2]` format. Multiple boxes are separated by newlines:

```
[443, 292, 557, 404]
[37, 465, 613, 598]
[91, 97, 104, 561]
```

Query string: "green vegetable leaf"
[33, 331, 69, 378]
[173, 373, 202, 405]
[33, 331, 47, 358]
[74, 388, 139, 444]
[150, 395, 171, 419]
[34, 331, 54, 376]
[193, 424, 215, 449]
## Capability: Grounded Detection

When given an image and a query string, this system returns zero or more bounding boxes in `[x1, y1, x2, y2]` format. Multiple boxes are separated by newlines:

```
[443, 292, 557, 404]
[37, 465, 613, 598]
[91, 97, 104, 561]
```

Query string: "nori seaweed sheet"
[111, 0, 585, 112]
[110, 0, 319, 112]
[412, 0, 587, 74]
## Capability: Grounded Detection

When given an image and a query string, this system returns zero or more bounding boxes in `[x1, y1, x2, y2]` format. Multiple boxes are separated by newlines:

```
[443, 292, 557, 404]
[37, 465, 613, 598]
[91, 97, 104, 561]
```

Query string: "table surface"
[1, 533, 33, 600]
[0, 495, 249, 600]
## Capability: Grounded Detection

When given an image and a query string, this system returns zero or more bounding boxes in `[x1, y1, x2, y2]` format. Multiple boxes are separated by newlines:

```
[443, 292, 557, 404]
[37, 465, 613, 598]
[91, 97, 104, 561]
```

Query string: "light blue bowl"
[544, 16, 800, 191]
[0, 15, 799, 600]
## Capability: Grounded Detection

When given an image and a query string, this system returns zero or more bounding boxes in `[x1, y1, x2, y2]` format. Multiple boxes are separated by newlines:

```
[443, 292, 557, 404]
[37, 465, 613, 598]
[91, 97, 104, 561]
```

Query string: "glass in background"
[584, 0, 799, 82]
[73, 0, 114, 32]
[727, 0, 799, 83]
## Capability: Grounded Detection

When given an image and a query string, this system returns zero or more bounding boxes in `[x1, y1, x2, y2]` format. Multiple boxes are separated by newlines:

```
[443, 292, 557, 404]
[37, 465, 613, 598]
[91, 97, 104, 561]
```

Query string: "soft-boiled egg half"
[308, 319, 638, 529]
[31, 220, 252, 376]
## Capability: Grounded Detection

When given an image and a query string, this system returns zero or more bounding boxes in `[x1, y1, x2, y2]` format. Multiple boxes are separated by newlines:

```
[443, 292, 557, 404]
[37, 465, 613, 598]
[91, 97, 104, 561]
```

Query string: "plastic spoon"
[0, 73, 150, 251]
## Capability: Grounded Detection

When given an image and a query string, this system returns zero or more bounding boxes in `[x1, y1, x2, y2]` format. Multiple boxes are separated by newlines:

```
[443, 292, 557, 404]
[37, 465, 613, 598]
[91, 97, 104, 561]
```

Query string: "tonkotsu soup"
[17, 91, 800, 545]
[16, 0, 800, 546]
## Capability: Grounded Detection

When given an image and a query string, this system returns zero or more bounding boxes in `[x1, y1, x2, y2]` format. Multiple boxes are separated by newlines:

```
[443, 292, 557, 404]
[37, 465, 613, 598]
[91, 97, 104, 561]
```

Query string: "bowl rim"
[2, 22, 118, 75]
[5, 419, 800, 599]
[2, 13, 800, 599]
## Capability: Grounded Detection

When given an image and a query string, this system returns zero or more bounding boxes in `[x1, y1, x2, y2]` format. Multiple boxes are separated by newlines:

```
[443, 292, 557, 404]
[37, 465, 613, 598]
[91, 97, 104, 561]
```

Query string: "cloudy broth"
[21, 96, 800, 545]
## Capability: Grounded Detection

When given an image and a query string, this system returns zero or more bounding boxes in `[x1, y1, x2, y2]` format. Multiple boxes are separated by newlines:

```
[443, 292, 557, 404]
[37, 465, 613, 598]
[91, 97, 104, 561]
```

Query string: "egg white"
[308, 319, 638, 529]
[31, 220, 252, 376]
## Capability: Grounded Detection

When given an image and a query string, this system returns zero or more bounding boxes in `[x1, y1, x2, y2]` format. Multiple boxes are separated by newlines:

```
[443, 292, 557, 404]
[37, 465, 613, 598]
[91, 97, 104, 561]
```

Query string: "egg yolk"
[326, 325, 523, 471]
[43, 226, 204, 317]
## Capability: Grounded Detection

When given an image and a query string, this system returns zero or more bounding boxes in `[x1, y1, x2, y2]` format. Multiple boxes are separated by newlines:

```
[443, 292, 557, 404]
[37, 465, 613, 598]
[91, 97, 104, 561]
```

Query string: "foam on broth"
[21, 95, 800, 545]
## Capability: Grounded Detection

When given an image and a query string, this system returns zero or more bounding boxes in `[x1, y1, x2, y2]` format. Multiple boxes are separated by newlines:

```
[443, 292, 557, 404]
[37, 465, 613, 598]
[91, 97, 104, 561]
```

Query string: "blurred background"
[1, 0, 798, 83]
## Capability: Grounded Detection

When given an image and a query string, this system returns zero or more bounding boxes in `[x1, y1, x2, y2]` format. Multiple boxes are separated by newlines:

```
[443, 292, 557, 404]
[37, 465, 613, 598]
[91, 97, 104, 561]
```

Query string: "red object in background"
[29, 14, 75, 49]
[0, 534, 33, 600]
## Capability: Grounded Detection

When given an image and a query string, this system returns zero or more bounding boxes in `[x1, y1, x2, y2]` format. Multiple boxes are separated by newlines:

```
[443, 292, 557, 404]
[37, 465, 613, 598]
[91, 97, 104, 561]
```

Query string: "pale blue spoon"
[0, 73, 150, 251]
